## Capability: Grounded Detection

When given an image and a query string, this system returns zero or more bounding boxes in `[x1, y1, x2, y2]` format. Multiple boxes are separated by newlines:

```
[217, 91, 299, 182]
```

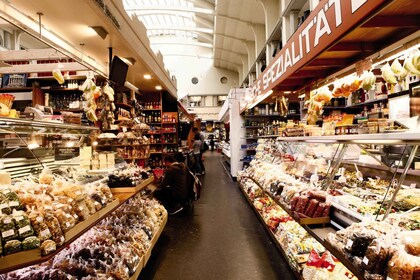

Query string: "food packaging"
[4, 239, 21, 255]
[304, 199, 319, 217]
[0, 216, 18, 242]
[13, 211, 34, 239]
[295, 196, 309, 213]
[28, 210, 52, 242]
[22, 236, 41, 251]
[40, 240, 57, 256]
[44, 213, 65, 246]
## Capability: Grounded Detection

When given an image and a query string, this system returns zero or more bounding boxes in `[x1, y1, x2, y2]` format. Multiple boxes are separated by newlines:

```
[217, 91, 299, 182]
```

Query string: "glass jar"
[367, 121, 378, 134]
[358, 120, 369, 134]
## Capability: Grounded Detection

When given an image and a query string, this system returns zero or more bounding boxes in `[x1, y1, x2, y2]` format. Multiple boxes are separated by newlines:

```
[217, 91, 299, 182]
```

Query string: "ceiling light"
[89, 26, 108, 39]
[144, 74, 152, 79]
[155, 85, 162, 90]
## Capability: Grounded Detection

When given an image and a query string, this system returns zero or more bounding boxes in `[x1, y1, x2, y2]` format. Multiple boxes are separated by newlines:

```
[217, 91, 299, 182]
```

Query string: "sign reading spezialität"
[250, 0, 386, 100]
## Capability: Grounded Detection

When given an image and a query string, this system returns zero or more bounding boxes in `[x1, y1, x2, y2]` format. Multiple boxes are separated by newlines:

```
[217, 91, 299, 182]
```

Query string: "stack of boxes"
[80, 146, 115, 170]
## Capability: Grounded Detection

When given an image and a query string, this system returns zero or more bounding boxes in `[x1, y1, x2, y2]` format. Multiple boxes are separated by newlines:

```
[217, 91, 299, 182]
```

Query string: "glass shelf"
[0, 117, 98, 135]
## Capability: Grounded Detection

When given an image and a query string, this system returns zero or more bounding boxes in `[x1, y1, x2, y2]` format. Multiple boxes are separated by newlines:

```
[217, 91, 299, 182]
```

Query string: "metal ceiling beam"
[146, 26, 213, 34]
[125, 6, 215, 15]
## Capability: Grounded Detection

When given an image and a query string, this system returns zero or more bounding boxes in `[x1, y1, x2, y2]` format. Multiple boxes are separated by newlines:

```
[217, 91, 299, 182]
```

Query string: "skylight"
[124, 0, 208, 40]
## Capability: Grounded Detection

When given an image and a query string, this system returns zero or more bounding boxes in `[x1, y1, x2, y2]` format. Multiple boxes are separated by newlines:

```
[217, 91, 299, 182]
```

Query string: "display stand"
[238, 182, 304, 280]
[129, 213, 168, 280]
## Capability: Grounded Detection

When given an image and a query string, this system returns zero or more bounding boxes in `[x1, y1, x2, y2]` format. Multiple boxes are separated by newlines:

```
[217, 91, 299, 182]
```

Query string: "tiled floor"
[139, 152, 296, 280]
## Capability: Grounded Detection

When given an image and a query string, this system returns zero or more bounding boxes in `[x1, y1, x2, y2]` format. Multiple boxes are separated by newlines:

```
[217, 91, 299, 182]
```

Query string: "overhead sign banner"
[250, 0, 386, 98]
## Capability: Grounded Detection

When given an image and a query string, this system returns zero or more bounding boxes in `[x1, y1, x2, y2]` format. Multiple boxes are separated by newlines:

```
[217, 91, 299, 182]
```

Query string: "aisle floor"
[139, 152, 297, 280]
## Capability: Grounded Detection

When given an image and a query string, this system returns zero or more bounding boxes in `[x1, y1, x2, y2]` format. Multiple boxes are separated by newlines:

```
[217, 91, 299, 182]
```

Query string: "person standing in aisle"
[192, 127, 206, 175]
[192, 133, 203, 175]
[154, 154, 189, 215]
[209, 135, 215, 152]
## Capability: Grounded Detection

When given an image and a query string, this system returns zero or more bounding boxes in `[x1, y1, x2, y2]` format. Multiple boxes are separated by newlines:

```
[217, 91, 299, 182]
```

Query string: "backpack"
[187, 169, 202, 201]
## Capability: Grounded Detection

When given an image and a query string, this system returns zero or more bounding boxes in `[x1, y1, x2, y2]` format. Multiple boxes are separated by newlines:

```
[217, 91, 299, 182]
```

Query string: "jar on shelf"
[367, 121, 378, 134]
[357, 120, 369, 134]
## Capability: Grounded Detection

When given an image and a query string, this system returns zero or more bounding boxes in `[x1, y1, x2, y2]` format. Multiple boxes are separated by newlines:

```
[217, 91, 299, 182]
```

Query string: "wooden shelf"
[96, 144, 150, 147]
[110, 176, 154, 194]
[46, 88, 82, 92]
[129, 213, 167, 280]
[0, 198, 120, 274]
[0, 87, 33, 92]
[115, 102, 133, 109]
[143, 108, 161, 111]
[53, 108, 84, 113]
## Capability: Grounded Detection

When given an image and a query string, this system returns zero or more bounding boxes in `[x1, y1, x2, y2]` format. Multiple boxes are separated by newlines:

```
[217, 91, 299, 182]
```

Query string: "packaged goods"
[13, 211, 34, 239]
[40, 239, 57, 255]
[74, 201, 90, 221]
[54, 209, 76, 232]
[28, 210, 52, 242]
[304, 199, 319, 217]
[362, 239, 390, 275]
[295, 196, 309, 213]
[4, 239, 21, 255]
[313, 203, 326, 218]
[22, 236, 40, 251]
[44, 213, 65, 246]
[0, 216, 18, 242]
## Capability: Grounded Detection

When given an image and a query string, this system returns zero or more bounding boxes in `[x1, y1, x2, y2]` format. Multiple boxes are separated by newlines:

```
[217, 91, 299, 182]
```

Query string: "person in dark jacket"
[154, 153, 189, 215]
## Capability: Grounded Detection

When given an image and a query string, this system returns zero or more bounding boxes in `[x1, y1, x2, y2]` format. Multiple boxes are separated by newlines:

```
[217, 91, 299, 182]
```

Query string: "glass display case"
[238, 132, 420, 279]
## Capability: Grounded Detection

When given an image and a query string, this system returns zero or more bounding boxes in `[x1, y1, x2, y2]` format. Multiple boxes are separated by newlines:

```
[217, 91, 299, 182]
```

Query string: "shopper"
[154, 154, 189, 215]
[210, 137, 215, 152]
[192, 127, 206, 174]
[192, 133, 203, 175]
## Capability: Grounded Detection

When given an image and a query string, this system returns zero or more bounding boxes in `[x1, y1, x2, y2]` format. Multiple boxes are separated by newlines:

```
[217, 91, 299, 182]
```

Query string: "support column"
[309, 0, 320, 10]
[244, 41, 256, 73]
[250, 24, 266, 58]
[289, 10, 299, 40]
[241, 55, 249, 84]
[281, 16, 289, 48]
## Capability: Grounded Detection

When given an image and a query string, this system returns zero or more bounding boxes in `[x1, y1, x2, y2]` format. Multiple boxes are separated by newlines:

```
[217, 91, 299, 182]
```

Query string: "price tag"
[18, 225, 31, 234]
[36, 217, 44, 223]
[41, 228, 51, 237]
[44, 205, 52, 210]
[75, 191, 82, 196]
[66, 214, 72, 219]
[363, 256, 369, 265]
[2, 189, 10, 194]
[2, 229, 15, 238]
[0, 203, 8, 210]
[79, 206, 84, 211]
[122, 127, 127, 133]
[9, 201, 19, 207]
[68, 198, 74, 203]
[346, 239, 353, 248]
[73, 214, 79, 220]
[3, 218, 11, 224]
[66, 222, 71, 228]
[14, 216, 24, 222]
